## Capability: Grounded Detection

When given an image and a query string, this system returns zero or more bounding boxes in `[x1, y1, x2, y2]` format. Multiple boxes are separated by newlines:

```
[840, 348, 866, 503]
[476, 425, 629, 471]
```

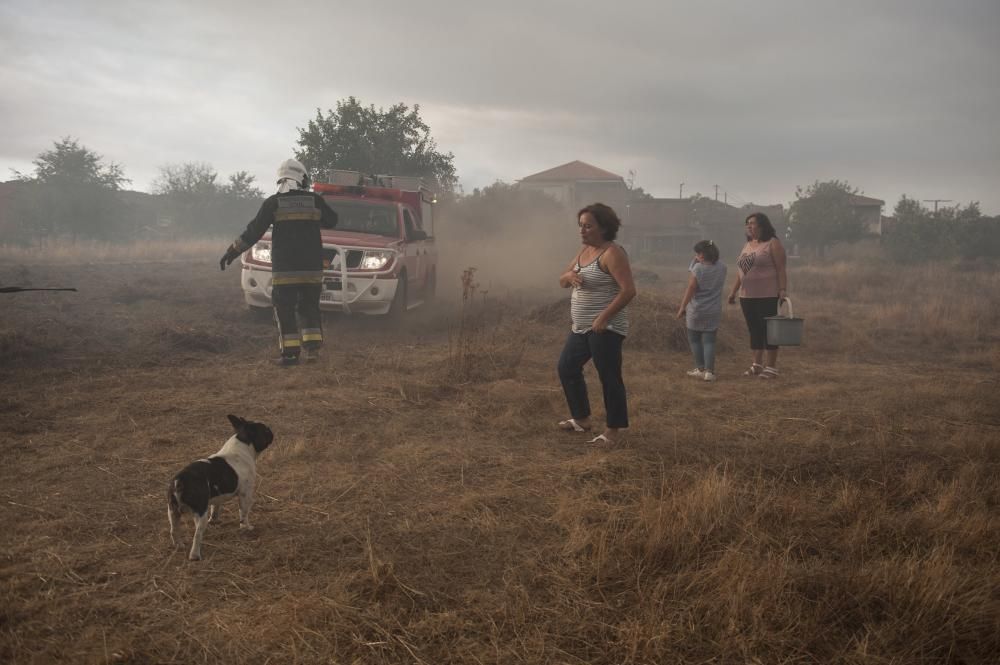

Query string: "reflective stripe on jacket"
[233, 190, 338, 282]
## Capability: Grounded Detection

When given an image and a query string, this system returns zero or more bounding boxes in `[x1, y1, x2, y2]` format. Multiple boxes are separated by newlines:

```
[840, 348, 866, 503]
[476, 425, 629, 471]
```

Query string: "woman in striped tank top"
[556, 203, 637, 445]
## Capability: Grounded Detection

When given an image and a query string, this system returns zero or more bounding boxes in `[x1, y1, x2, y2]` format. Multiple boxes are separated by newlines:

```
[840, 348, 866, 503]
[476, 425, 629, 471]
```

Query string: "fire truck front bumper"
[241, 266, 398, 315]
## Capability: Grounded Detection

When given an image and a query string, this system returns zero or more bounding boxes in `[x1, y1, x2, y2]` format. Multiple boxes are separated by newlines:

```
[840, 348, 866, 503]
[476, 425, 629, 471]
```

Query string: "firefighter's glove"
[220, 245, 241, 271]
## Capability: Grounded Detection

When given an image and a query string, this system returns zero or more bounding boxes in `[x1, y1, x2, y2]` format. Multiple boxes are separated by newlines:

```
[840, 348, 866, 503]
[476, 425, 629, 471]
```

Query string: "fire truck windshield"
[326, 200, 399, 237]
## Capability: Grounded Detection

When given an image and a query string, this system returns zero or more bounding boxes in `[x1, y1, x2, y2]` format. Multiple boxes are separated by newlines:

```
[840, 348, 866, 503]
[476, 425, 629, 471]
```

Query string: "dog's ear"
[227, 414, 246, 432]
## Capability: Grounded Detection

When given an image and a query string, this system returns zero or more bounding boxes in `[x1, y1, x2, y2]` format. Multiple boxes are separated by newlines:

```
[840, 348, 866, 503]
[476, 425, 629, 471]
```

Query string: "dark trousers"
[272, 284, 323, 358]
[558, 330, 629, 428]
[740, 297, 779, 350]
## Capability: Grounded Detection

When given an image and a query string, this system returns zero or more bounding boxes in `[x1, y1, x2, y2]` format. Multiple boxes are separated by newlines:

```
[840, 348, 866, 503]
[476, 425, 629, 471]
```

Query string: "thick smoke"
[433, 186, 580, 304]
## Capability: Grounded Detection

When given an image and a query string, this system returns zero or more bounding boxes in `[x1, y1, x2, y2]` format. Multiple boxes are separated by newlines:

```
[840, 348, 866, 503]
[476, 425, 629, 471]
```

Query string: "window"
[403, 210, 416, 240]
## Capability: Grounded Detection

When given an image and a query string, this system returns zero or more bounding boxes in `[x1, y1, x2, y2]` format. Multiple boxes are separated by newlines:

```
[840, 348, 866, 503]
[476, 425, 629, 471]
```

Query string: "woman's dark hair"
[745, 212, 776, 241]
[693, 239, 720, 263]
[578, 203, 621, 241]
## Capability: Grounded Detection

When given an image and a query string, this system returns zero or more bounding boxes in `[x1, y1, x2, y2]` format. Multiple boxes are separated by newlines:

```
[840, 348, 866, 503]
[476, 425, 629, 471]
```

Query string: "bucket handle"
[778, 297, 793, 319]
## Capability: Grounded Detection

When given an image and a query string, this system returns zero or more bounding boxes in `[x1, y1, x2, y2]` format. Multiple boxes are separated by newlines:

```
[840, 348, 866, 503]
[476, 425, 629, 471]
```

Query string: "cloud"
[2, 0, 998, 211]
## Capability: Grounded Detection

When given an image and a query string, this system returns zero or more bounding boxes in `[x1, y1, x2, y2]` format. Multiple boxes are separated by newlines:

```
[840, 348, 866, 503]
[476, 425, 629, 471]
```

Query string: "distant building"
[518, 160, 629, 213]
[516, 163, 792, 261]
[625, 198, 699, 258]
[848, 194, 886, 235]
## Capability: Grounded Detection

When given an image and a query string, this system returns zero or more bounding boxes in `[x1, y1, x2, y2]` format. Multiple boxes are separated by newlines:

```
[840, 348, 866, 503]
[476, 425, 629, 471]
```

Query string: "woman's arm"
[677, 273, 698, 319]
[771, 237, 788, 300]
[559, 255, 582, 288]
[727, 272, 742, 304]
[592, 246, 637, 332]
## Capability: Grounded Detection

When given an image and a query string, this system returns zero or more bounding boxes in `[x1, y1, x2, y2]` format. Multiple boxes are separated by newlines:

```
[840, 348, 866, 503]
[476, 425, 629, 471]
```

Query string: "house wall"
[857, 205, 883, 235]
[520, 182, 573, 206]
[520, 179, 630, 221]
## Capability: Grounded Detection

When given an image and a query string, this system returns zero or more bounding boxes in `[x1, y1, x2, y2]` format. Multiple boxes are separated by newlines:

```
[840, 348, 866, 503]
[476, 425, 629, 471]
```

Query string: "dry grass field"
[1, 244, 999, 664]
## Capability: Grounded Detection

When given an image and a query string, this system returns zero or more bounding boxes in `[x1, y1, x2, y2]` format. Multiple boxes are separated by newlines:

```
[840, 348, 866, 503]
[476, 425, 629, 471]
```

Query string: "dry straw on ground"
[1, 246, 998, 664]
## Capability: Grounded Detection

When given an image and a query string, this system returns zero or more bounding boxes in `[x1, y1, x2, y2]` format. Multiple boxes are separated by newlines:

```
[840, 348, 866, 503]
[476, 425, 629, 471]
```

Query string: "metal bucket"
[765, 298, 804, 346]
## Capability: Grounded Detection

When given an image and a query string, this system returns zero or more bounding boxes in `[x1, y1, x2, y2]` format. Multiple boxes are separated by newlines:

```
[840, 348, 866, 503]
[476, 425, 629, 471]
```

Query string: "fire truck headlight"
[251, 242, 272, 264]
[360, 250, 394, 270]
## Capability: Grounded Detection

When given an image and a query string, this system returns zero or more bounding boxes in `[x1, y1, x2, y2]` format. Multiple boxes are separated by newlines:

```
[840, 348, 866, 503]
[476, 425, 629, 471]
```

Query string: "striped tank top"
[570, 246, 629, 336]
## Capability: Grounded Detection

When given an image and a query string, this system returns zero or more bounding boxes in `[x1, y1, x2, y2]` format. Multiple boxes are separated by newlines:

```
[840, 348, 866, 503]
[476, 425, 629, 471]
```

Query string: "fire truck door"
[402, 209, 423, 286]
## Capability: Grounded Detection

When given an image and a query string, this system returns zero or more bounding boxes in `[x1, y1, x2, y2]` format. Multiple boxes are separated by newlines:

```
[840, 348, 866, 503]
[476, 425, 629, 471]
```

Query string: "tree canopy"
[4, 137, 131, 242]
[295, 97, 457, 193]
[152, 162, 219, 197]
[151, 162, 264, 235]
[883, 196, 997, 261]
[13, 136, 129, 190]
[788, 179, 867, 255]
[153, 163, 264, 200]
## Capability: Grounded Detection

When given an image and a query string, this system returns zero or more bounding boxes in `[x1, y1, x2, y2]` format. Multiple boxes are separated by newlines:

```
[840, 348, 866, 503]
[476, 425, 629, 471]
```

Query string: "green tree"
[220, 171, 265, 200]
[13, 136, 130, 190]
[882, 196, 941, 262]
[7, 137, 130, 241]
[627, 185, 654, 202]
[295, 97, 458, 192]
[152, 162, 219, 196]
[152, 163, 262, 237]
[885, 196, 997, 261]
[788, 179, 867, 256]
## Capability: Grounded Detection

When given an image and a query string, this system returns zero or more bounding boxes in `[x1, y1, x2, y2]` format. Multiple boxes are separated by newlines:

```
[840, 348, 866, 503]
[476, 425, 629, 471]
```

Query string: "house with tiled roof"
[518, 160, 629, 213]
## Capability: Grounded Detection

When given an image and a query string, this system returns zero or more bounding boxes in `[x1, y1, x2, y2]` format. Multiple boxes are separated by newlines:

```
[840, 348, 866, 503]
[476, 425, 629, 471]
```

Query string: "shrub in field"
[445, 267, 526, 382]
[955, 216, 1000, 259]
[883, 196, 1000, 262]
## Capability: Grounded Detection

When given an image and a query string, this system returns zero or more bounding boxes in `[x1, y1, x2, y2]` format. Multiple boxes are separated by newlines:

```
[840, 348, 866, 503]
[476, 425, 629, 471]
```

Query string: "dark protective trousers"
[557, 330, 629, 429]
[272, 284, 323, 358]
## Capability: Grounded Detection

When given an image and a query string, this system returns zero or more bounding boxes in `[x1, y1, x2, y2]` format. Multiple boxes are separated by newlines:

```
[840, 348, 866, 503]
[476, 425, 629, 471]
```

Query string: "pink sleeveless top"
[737, 240, 779, 298]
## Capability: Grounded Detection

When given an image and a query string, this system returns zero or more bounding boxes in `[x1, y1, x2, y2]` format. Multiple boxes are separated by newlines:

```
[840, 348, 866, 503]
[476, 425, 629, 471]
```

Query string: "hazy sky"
[2, 0, 998, 212]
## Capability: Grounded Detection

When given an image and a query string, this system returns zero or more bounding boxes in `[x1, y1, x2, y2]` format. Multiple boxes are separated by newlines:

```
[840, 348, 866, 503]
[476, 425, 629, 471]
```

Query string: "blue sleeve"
[691, 262, 705, 284]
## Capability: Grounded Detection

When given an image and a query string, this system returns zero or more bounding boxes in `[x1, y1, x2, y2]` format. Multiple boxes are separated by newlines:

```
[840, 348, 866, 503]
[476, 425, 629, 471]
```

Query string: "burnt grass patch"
[0, 258, 998, 664]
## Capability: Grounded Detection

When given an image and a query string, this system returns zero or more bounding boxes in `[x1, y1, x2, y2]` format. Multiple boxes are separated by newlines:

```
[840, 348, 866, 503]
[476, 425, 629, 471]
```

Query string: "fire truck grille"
[322, 248, 363, 270]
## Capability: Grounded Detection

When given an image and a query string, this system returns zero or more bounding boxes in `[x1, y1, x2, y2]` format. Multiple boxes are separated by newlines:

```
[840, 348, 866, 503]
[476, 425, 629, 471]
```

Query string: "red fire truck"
[240, 170, 437, 316]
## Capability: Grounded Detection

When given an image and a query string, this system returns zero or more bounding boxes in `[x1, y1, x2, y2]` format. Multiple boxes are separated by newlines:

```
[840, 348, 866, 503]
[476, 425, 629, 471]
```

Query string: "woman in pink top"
[727, 212, 788, 379]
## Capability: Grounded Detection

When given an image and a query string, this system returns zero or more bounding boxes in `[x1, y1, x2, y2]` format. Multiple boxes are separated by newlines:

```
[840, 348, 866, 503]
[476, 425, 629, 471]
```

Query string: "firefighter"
[220, 159, 338, 366]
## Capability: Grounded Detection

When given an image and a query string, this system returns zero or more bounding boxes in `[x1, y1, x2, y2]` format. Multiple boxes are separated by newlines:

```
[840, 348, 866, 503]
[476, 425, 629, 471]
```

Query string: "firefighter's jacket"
[233, 190, 338, 286]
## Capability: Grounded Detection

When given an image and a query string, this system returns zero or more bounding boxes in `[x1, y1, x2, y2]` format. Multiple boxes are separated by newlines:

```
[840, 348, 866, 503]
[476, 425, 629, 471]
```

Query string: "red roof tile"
[520, 160, 623, 182]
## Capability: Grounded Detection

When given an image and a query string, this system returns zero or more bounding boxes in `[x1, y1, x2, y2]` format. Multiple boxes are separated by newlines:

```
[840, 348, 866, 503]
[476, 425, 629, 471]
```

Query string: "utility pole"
[724, 192, 728, 205]
[714, 184, 719, 201]
[679, 182, 685, 199]
[922, 199, 953, 213]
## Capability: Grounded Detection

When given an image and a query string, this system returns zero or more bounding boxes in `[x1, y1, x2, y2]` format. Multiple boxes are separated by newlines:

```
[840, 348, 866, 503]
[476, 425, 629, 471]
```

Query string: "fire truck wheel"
[389, 272, 408, 318]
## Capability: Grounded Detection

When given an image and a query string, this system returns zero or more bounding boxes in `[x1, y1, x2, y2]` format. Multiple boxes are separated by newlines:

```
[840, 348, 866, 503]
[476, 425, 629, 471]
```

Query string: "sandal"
[743, 363, 764, 377]
[759, 366, 779, 380]
[558, 418, 591, 432]
[587, 434, 615, 446]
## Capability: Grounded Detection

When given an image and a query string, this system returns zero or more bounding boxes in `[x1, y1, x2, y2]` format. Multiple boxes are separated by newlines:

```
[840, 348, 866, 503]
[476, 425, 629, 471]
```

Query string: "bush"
[882, 196, 1000, 262]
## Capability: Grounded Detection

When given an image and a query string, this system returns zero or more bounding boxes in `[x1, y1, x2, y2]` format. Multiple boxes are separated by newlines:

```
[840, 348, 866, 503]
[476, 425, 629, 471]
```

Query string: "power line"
[725, 190, 749, 207]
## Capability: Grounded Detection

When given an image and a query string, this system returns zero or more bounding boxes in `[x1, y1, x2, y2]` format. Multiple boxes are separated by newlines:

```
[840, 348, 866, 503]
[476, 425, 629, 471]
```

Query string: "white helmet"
[276, 158, 310, 190]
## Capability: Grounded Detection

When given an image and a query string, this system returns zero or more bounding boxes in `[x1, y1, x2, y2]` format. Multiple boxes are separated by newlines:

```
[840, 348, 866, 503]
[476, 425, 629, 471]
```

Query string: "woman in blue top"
[676, 240, 727, 382]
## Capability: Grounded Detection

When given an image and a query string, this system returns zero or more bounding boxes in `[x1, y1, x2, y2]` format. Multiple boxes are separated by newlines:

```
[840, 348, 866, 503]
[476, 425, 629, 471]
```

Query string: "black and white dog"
[167, 414, 274, 561]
